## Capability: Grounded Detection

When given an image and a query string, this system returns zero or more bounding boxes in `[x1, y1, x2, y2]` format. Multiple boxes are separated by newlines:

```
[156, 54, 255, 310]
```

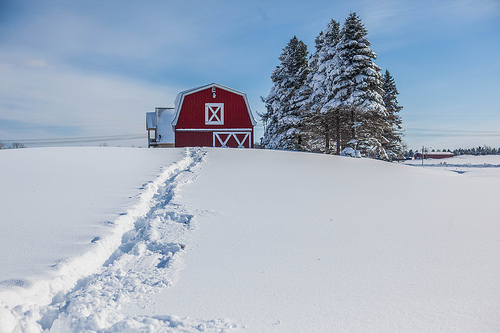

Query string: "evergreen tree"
[326, 12, 388, 159]
[302, 20, 341, 153]
[296, 31, 324, 152]
[261, 36, 309, 150]
[382, 69, 404, 160]
[261, 13, 406, 159]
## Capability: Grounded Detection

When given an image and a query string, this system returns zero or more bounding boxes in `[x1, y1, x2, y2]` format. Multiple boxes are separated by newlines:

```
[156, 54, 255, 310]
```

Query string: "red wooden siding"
[414, 152, 454, 159]
[175, 131, 212, 148]
[175, 87, 252, 130]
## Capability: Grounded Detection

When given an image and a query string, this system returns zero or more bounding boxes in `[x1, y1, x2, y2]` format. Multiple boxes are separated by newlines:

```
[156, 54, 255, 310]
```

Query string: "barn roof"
[146, 112, 156, 130]
[171, 83, 257, 126]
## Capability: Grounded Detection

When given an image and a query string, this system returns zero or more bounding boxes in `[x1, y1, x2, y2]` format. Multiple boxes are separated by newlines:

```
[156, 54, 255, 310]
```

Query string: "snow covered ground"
[404, 154, 500, 176]
[1, 148, 500, 332]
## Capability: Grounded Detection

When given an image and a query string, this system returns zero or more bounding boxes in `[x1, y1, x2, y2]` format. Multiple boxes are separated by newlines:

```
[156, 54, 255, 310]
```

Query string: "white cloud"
[0, 52, 182, 143]
[438, 0, 499, 21]
[361, 0, 499, 37]
[24, 59, 49, 68]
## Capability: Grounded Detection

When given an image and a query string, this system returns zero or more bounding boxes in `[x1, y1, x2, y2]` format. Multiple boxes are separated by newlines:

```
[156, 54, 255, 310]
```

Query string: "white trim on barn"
[175, 128, 253, 132]
[213, 131, 251, 148]
[205, 103, 224, 125]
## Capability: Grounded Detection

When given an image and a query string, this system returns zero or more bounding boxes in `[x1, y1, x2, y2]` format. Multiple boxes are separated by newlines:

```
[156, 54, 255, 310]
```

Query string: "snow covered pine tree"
[382, 69, 404, 160]
[325, 12, 389, 159]
[262, 13, 403, 159]
[261, 36, 309, 151]
[301, 20, 341, 153]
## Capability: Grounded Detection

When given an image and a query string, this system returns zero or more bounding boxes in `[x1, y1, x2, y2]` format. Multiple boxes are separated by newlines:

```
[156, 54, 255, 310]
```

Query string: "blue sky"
[1, 0, 499, 150]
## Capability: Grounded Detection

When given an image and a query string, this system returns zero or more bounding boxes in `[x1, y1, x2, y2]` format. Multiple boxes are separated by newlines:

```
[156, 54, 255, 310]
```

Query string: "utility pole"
[422, 146, 424, 167]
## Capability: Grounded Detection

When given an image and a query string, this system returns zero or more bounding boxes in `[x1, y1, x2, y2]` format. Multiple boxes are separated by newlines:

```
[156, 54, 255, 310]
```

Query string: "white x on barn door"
[205, 103, 224, 125]
[213, 132, 251, 148]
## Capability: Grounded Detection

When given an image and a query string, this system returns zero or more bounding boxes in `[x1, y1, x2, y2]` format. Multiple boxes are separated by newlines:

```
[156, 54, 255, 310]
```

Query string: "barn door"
[213, 132, 251, 148]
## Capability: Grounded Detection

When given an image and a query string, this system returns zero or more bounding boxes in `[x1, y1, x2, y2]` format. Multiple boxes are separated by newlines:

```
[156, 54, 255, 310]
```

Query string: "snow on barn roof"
[156, 108, 175, 143]
[146, 112, 156, 130]
[172, 83, 257, 126]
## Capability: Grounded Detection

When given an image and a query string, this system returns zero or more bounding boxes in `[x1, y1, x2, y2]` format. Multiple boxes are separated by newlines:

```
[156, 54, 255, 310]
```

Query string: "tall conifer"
[382, 69, 404, 159]
[326, 12, 388, 158]
[261, 36, 309, 150]
[302, 20, 341, 153]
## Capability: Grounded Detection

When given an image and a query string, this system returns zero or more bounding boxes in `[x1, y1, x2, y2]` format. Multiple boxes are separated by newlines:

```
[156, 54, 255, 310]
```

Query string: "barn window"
[205, 103, 224, 125]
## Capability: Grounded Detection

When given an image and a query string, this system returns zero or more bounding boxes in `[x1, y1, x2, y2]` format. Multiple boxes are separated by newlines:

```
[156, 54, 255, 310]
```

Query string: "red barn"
[414, 152, 454, 159]
[171, 83, 256, 148]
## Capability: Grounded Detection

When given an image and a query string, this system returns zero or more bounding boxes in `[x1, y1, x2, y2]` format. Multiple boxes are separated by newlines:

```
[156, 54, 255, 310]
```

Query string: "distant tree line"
[453, 146, 500, 156]
[0, 142, 25, 150]
[260, 12, 404, 160]
[404, 146, 500, 158]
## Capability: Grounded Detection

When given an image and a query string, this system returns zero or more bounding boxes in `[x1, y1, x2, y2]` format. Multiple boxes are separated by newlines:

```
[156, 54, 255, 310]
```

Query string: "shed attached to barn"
[146, 107, 175, 148]
[146, 83, 256, 148]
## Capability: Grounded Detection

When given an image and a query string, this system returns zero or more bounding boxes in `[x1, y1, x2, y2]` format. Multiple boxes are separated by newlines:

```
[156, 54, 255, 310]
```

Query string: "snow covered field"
[1, 148, 500, 332]
[404, 154, 500, 176]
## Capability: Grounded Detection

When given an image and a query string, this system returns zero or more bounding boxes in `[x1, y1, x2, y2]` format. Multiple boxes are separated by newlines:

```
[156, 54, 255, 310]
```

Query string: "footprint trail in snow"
[31, 148, 237, 332]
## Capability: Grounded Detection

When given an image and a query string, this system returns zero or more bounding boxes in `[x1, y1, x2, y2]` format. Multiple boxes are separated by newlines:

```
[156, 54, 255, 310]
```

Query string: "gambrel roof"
[171, 83, 257, 127]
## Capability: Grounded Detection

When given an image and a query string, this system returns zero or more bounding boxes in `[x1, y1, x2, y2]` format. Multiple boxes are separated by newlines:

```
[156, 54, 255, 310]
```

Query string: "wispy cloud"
[361, 0, 499, 37]
[437, 0, 499, 21]
[24, 59, 49, 68]
[0, 52, 181, 143]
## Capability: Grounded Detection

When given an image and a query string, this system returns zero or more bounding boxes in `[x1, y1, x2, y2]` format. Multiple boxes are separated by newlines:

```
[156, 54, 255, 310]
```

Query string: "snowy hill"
[1, 148, 500, 332]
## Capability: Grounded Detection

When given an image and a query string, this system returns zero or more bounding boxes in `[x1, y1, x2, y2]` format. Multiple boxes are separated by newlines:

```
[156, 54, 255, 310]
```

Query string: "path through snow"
[2, 148, 237, 332]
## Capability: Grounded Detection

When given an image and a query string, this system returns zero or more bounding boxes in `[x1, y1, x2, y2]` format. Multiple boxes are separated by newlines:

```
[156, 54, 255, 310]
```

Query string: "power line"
[2, 128, 499, 146]
[1, 134, 145, 145]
